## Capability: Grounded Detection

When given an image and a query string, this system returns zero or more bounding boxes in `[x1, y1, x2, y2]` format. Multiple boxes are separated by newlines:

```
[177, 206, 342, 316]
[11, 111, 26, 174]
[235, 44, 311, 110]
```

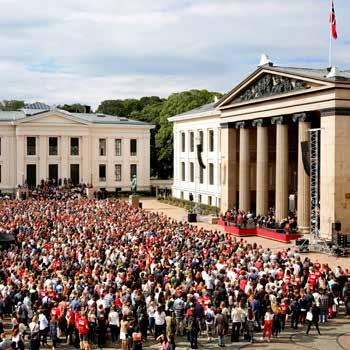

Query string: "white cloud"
[0, 0, 349, 107]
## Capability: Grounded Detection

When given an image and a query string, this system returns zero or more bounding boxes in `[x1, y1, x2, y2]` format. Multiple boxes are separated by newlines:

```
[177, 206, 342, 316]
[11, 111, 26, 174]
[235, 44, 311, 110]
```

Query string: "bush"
[158, 196, 219, 216]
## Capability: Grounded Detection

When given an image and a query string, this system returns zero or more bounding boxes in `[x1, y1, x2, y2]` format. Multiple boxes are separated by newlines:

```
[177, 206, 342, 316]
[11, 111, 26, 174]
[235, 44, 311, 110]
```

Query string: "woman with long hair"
[245, 307, 255, 344]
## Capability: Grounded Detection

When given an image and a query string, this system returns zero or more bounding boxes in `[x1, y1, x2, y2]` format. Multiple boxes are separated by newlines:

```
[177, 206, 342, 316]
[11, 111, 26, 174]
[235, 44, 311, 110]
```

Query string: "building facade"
[170, 59, 350, 239]
[0, 103, 154, 192]
[169, 103, 221, 207]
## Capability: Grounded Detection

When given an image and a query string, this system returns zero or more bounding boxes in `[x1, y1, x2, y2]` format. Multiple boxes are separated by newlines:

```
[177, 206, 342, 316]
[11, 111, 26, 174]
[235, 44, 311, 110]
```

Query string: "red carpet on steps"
[217, 220, 302, 243]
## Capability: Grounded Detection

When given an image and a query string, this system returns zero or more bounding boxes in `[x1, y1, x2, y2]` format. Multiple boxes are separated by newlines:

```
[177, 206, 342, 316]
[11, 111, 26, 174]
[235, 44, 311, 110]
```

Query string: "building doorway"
[26, 164, 36, 188]
[70, 164, 80, 185]
[48, 164, 58, 185]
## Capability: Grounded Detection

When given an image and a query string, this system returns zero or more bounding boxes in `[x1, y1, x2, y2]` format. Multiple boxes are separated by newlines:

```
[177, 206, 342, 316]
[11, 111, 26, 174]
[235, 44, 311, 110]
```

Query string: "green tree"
[58, 104, 91, 113]
[96, 100, 127, 116]
[0, 100, 25, 111]
[156, 90, 222, 179]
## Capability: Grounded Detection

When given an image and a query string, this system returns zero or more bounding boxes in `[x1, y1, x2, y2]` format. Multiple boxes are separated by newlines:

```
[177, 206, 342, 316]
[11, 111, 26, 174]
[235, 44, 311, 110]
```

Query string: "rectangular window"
[0, 165, 1, 183]
[209, 163, 214, 185]
[70, 137, 79, 156]
[180, 191, 184, 199]
[0, 137, 1, 156]
[190, 132, 194, 152]
[27, 137, 36, 156]
[49, 137, 58, 156]
[181, 162, 185, 181]
[99, 138, 107, 156]
[181, 132, 186, 152]
[208, 196, 212, 206]
[115, 139, 122, 156]
[199, 130, 204, 147]
[198, 194, 202, 203]
[130, 164, 137, 180]
[99, 164, 106, 181]
[208, 129, 214, 152]
[115, 164, 122, 181]
[130, 139, 137, 156]
[190, 162, 194, 182]
[199, 166, 204, 184]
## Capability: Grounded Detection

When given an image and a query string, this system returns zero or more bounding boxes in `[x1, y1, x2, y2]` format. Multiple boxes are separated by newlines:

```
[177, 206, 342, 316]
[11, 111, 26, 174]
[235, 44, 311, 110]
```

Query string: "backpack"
[205, 311, 213, 323]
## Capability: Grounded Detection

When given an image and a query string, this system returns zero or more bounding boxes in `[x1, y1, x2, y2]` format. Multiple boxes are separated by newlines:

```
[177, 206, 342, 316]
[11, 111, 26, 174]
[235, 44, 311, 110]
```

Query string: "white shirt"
[154, 311, 166, 326]
[39, 314, 48, 330]
[108, 311, 120, 326]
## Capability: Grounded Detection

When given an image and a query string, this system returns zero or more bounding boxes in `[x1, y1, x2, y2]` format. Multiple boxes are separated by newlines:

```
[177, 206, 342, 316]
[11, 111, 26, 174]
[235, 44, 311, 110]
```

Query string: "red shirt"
[308, 272, 317, 287]
[50, 307, 61, 318]
[66, 309, 75, 326]
[77, 317, 89, 335]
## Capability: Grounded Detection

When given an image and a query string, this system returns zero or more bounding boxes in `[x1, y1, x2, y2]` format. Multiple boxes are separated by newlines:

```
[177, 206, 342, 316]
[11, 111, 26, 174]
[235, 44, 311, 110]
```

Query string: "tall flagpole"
[328, 0, 332, 68]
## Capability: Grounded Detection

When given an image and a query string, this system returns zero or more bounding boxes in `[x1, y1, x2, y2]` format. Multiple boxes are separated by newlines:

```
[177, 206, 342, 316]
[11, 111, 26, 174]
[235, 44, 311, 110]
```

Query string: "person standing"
[262, 306, 274, 342]
[29, 316, 40, 350]
[204, 304, 215, 341]
[38, 309, 49, 347]
[120, 316, 129, 350]
[245, 307, 255, 344]
[49, 315, 58, 350]
[65, 305, 75, 345]
[154, 307, 166, 340]
[185, 313, 200, 349]
[108, 306, 120, 343]
[77, 311, 89, 350]
[214, 308, 228, 348]
[306, 303, 321, 335]
[97, 313, 107, 350]
[231, 304, 244, 342]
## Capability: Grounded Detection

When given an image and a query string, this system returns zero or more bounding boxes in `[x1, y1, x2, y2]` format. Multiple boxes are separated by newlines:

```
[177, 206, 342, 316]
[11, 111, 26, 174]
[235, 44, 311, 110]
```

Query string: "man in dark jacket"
[186, 305, 200, 349]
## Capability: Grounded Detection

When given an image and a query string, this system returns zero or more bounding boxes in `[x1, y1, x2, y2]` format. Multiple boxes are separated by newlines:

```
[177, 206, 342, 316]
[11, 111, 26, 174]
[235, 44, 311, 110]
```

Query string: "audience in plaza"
[0, 189, 348, 350]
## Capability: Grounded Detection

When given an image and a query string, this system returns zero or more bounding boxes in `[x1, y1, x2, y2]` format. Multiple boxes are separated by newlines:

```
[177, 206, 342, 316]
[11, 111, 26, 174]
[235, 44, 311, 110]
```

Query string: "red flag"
[330, 1, 338, 39]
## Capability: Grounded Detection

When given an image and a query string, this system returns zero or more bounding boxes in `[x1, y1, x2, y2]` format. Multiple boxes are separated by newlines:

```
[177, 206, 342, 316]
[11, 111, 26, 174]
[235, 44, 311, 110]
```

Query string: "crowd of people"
[222, 208, 298, 233]
[0, 190, 348, 350]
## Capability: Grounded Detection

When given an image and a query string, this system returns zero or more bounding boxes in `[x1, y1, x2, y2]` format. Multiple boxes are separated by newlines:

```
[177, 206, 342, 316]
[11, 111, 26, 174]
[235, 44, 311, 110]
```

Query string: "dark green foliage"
[0, 100, 25, 111]
[97, 90, 221, 179]
[57, 104, 91, 113]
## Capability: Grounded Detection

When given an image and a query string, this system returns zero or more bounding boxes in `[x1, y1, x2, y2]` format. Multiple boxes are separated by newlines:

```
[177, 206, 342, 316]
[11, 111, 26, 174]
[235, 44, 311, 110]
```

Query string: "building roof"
[268, 65, 350, 81]
[0, 103, 153, 126]
[168, 102, 220, 122]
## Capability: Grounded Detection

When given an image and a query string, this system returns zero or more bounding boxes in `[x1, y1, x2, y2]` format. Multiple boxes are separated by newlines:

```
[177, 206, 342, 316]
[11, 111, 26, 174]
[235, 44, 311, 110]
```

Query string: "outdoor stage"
[217, 220, 302, 243]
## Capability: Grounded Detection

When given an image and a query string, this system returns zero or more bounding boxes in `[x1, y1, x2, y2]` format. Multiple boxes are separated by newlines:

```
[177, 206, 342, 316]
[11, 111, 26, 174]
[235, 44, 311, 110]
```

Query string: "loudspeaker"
[333, 222, 341, 232]
[296, 239, 309, 246]
[188, 213, 197, 223]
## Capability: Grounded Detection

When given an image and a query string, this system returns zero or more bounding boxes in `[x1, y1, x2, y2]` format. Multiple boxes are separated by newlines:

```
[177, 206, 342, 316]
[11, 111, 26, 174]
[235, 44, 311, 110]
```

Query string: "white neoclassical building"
[169, 101, 222, 207]
[170, 58, 350, 239]
[0, 103, 154, 192]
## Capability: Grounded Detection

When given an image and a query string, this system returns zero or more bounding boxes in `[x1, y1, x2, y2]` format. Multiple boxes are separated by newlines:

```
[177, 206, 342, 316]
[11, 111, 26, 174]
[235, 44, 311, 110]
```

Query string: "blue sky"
[0, 0, 349, 107]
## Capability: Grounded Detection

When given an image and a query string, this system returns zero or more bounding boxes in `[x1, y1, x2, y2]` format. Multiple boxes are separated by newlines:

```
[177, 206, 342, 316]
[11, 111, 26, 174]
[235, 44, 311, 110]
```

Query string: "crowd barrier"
[217, 220, 302, 243]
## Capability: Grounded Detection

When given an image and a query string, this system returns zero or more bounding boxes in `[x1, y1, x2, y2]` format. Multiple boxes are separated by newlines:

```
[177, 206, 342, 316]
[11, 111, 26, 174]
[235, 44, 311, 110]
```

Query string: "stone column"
[220, 124, 237, 213]
[293, 113, 311, 233]
[39, 136, 47, 182]
[82, 135, 91, 184]
[61, 136, 69, 180]
[272, 116, 289, 222]
[253, 119, 269, 215]
[237, 122, 250, 212]
[16, 135, 25, 185]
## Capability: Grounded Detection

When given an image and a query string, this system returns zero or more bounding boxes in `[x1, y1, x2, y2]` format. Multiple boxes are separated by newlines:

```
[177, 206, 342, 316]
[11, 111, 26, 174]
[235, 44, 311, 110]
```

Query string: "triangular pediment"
[17, 110, 89, 126]
[218, 67, 333, 108]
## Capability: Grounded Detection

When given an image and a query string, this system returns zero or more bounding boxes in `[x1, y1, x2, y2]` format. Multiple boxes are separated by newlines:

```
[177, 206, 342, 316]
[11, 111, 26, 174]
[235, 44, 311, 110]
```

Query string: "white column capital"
[271, 116, 285, 125]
